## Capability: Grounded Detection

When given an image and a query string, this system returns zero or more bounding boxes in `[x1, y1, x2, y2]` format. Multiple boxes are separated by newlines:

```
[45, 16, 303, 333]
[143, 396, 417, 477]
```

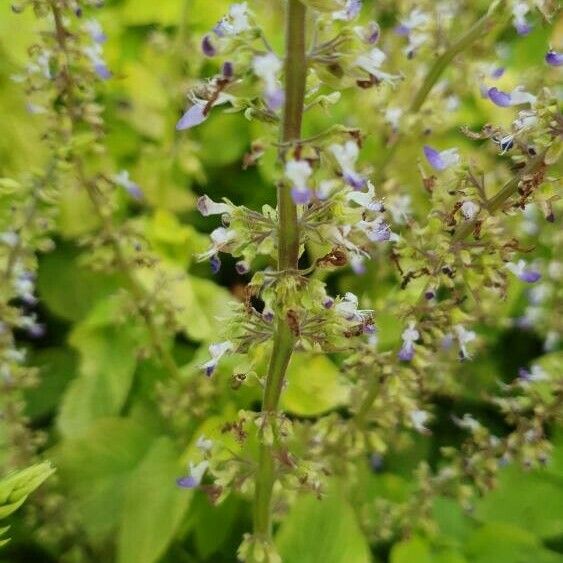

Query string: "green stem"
[49, 1, 181, 380]
[377, 3, 504, 177]
[453, 152, 546, 242]
[253, 0, 307, 542]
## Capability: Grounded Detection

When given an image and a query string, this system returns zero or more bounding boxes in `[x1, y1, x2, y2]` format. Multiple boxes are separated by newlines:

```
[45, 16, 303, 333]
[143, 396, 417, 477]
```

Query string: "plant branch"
[49, 1, 181, 380]
[376, 2, 505, 178]
[253, 0, 307, 543]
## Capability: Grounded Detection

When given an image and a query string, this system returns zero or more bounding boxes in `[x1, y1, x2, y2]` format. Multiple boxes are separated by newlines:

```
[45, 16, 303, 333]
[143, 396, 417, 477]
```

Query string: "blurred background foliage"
[0, 0, 562, 562]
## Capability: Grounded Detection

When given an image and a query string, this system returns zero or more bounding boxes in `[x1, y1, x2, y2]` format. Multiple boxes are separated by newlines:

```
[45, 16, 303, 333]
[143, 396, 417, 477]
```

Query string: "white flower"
[453, 414, 481, 432]
[177, 461, 209, 488]
[355, 47, 401, 85]
[399, 8, 429, 31]
[453, 325, 476, 360]
[513, 109, 538, 131]
[196, 435, 214, 452]
[0, 231, 19, 248]
[197, 195, 231, 216]
[509, 85, 536, 105]
[252, 52, 282, 96]
[335, 292, 360, 321]
[460, 201, 480, 221]
[330, 141, 365, 188]
[202, 340, 234, 376]
[384, 107, 403, 130]
[346, 181, 383, 212]
[388, 195, 411, 224]
[215, 3, 251, 36]
[506, 259, 541, 283]
[285, 160, 312, 189]
[410, 409, 430, 433]
[358, 217, 393, 242]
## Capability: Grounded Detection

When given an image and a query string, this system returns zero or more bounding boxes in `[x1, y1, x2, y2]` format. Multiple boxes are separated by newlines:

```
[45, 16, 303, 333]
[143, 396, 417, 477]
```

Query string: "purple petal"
[394, 24, 410, 36]
[323, 297, 334, 309]
[515, 22, 531, 36]
[125, 183, 143, 201]
[487, 87, 512, 107]
[545, 50, 563, 67]
[291, 186, 311, 205]
[201, 35, 216, 57]
[423, 145, 445, 170]
[519, 269, 541, 283]
[370, 453, 384, 471]
[235, 260, 250, 275]
[210, 254, 221, 274]
[344, 172, 367, 190]
[222, 61, 234, 78]
[398, 344, 414, 361]
[346, 0, 362, 20]
[94, 63, 111, 80]
[266, 89, 285, 111]
[518, 367, 531, 381]
[176, 104, 207, 131]
[490, 66, 505, 79]
[176, 476, 197, 489]
[363, 323, 376, 335]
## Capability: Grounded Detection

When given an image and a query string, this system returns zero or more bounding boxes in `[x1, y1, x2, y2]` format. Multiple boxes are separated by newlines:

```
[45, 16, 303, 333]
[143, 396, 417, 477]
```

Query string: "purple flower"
[370, 453, 384, 471]
[333, 0, 362, 21]
[487, 87, 512, 107]
[201, 35, 216, 57]
[515, 22, 531, 36]
[394, 24, 410, 36]
[490, 66, 505, 79]
[506, 260, 541, 283]
[363, 322, 376, 335]
[423, 145, 460, 171]
[357, 21, 380, 44]
[398, 321, 419, 361]
[176, 103, 207, 131]
[545, 50, 563, 67]
[291, 186, 312, 205]
[398, 344, 414, 361]
[519, 270, 541, 283]
[210, 254, 221, 274]
[285, 160, 312, 205]
[176, 461, 209, 489]
[222, 61, 234, 78]
[266, 88, 285, 111]
[235, 260, 250, 275]
[94, 63, 111, 80]
[323, 296, 334, 309]
[488, 86, 536, 108]
[114, 170, 143, 201]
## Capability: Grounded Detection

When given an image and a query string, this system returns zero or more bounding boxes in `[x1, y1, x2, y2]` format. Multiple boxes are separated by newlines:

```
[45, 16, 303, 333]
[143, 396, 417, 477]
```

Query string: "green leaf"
[475, 465, 563, 539]
[57, 297, 142, 438]
[464, 523, 562, 563]
[37, 245, 121, 322]
[0, 462, 54, 546]
[281, 354, 349, 416]
[276, 484, 372, 563]
[117, 437, 191, 563]
[54, 418, 155, 541]
[26, 347, 77, 420]
[390, 536, 433, 563]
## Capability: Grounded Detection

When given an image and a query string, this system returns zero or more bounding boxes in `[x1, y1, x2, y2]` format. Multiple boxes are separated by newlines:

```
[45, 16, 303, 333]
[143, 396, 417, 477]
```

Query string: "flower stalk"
[253, 0, 307, 543]
[377, 1, 505, 178]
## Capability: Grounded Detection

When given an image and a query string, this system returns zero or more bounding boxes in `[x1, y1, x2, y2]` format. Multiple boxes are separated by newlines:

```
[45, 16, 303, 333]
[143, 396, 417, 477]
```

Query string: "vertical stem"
[253, 0, 307, 542]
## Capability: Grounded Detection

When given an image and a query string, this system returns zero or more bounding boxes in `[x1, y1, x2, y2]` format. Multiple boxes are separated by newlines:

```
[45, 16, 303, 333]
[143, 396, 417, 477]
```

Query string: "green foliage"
[0, 463, 54, 547]
[276, 484, 372, 563]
